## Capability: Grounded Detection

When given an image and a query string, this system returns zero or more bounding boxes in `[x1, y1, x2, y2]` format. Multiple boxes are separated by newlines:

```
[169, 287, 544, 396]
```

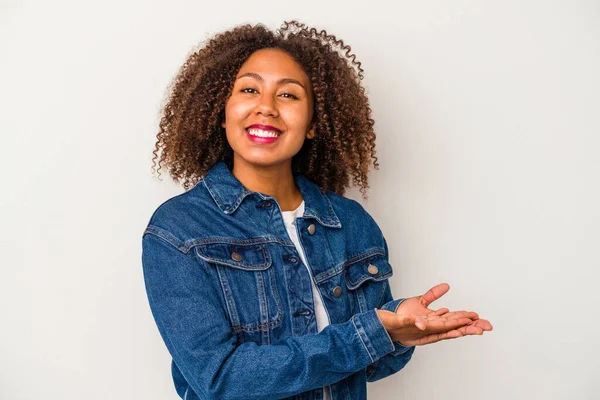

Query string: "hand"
[377, 283, 493, 346]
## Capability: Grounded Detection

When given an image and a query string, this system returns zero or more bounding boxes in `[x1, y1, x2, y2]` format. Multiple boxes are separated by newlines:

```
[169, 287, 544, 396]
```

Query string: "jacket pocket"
[344, 251, 393, 313]
[194, 240, 283, 344]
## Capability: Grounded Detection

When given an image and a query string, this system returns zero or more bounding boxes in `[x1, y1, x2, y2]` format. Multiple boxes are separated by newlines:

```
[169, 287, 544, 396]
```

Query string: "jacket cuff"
[379, 298, 415, 356]
[379, 298, 404, 313]
[351, 309, 395, 363]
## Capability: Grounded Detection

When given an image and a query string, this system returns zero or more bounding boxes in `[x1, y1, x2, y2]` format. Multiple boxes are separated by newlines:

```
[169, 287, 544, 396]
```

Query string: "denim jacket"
[141, 161, 415, 400]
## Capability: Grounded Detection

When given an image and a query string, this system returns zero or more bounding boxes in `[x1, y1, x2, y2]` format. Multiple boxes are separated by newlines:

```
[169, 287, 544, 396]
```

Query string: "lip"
[245, 124, 283, 145]
[246, 124, 282, 133]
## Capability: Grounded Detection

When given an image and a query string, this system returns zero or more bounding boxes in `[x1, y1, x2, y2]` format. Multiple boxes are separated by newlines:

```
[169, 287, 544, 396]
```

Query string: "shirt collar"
[201, 161, 342, 228]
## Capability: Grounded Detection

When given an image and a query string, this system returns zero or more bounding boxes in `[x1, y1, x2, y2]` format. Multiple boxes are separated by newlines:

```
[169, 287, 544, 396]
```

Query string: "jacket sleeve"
[142, 230, 400, 400]
[366, 236, 416, 383]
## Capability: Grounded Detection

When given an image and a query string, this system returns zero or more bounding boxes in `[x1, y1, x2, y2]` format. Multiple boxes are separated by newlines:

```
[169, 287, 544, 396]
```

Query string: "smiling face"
[221, 48, 315, 172]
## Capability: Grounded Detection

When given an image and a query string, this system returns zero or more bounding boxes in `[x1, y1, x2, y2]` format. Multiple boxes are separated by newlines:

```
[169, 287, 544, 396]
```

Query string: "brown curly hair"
[151, 20, 379, 197]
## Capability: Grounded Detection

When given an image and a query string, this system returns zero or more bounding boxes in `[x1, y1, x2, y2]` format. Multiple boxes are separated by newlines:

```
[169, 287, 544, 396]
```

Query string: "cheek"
[224, 98, 252, 124]
[284, 106, 312, 130]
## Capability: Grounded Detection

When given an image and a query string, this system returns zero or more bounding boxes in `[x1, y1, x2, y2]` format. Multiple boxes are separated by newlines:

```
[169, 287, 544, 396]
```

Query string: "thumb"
[399, 314, 425, 330]
[414, 316, 426, 331]
[420, 283, 450, 307]
[378, 310, 423, 330]
[398, 314, 426, 330]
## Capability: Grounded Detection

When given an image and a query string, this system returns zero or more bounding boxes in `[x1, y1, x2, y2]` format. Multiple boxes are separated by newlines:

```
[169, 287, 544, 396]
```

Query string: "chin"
[235, 153, 291, 169]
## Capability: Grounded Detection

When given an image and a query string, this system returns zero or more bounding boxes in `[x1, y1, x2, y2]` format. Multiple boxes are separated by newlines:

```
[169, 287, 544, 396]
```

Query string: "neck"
[231, 158, 303, 211]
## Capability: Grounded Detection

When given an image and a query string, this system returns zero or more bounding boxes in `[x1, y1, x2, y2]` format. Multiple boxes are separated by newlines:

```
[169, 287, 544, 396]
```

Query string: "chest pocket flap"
[345, 251, 393, 290]
[196, 242, 272, 271]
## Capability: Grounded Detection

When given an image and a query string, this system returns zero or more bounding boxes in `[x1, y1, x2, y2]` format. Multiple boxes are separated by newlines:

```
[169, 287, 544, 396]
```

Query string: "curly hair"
[151, 20, 379, 197]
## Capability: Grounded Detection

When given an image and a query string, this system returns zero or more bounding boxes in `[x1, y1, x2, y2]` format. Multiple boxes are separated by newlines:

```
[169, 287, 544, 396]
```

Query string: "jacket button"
[332, 286, 342, 297]
[256, 201, 272, 209]
[307, 224, 316, 235]
[367, 264, 379, 275]
[231, 252, 242, 261]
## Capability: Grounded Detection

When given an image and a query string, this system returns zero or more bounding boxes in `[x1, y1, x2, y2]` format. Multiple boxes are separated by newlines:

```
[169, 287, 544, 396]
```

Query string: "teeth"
[248, 128, 279, 138]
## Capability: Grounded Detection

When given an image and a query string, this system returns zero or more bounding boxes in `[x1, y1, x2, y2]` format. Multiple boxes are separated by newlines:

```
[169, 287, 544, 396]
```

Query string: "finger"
[402, 321, 491, 346]
[437, 310, 479, 321]
[426, 329, 463, 345]
[424, 308, 449, 318]
[470, 319, 493, 331]
[432, 307, 449, 316]
[422, 311, 477, 327]
[420, 283, 450, 306]
[407, 329, 463, 346]
[421, 317, 474, 333]
[457, 325, 484, 336]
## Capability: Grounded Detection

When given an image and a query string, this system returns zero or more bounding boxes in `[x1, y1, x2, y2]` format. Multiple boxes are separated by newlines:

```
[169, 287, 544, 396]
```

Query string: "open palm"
[379, 283, 493, 346]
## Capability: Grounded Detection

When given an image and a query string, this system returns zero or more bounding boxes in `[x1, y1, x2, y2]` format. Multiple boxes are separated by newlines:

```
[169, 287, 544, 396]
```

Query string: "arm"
[366, 283, 415, 382]
[370, 240, 493, 353]
[142, 231, 400, 400]
[366, 237, 416, 382]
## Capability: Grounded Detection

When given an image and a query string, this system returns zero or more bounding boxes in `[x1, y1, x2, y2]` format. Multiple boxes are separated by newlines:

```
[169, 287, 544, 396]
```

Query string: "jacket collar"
[201, 161, 342, 228]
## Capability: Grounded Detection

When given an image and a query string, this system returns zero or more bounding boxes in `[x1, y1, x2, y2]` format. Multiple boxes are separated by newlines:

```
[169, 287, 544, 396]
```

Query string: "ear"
[306, 124, 316, 139]
[221, 120, 226, 128]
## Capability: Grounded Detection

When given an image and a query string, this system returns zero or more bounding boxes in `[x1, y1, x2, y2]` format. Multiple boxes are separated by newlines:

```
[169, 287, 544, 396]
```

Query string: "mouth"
[245, 124, 282, 144]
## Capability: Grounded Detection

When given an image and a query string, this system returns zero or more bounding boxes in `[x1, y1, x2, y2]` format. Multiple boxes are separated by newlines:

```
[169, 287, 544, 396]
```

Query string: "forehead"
[237, 48, 309, 84]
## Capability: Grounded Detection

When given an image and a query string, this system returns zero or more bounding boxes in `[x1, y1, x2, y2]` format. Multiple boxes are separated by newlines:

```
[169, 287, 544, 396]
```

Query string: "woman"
[141, 21, 492, 400]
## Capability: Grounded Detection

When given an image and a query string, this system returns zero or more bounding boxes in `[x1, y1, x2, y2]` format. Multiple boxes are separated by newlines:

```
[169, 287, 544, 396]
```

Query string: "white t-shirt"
[281, 200, 331, 400]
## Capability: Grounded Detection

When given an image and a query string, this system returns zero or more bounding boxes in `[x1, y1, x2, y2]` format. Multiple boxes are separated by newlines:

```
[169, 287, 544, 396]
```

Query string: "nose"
[255, 93, 278, 118]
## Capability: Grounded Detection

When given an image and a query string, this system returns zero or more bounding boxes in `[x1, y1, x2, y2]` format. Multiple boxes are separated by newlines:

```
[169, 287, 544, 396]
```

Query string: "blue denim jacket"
[141, 161, 415, 399]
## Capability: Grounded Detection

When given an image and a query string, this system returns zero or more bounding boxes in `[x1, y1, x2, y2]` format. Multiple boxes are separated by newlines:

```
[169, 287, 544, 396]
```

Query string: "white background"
[1, 1, 598, 399]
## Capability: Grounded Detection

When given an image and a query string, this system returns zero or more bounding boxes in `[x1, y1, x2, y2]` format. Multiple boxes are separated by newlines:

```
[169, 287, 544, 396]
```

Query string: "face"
[221, 48, 315, 171]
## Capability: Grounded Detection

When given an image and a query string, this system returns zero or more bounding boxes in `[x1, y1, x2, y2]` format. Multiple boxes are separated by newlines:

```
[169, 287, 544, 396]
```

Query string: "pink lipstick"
[245, 124, 282, 144]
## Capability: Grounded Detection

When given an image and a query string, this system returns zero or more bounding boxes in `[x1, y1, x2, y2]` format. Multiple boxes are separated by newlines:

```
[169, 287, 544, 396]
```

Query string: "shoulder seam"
[143, 225, 188, 254]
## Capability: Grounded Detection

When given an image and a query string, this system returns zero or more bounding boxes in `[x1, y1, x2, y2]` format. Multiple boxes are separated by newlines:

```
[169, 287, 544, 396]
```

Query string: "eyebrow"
[236, 72, 306, 90]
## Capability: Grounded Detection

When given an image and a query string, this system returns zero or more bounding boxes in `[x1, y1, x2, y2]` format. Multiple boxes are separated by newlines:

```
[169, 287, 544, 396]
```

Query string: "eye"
[241, 88, 258, 94]
[280, 93, 298, 99]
